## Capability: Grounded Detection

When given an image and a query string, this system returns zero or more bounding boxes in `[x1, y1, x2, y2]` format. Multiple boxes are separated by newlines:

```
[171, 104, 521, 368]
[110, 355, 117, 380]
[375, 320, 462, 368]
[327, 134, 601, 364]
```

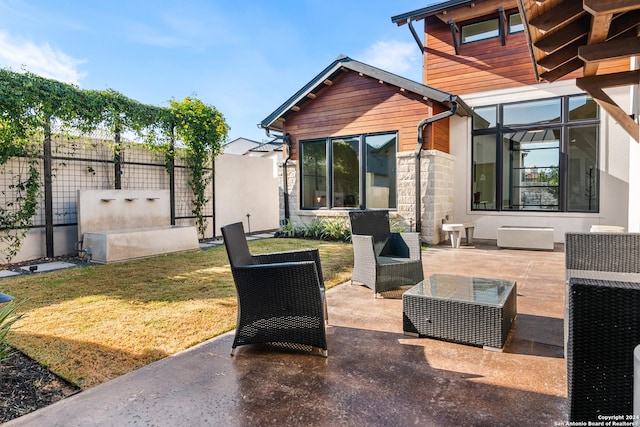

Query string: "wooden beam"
[577, 69, 640, 88]
[584, 0, 640, 16]
[306, 93, 316, 100]
[609, 10, 640, 39]
[323, 79, 333, 86]
[540, 57, 584, 82]
[529, 0, 585, 33]
[534, 16, 589, 54]
[579, 36, 640, 63]
[577, 84, 639, 142]
[583, 13, 614, 76]
[538, 36, 587, 70]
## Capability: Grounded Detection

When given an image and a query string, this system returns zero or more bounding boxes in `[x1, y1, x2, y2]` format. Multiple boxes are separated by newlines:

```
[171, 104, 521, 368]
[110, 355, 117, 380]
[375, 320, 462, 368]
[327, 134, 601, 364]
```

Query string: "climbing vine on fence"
[0, 68, 228, 263]
[170, 97, 229, 239]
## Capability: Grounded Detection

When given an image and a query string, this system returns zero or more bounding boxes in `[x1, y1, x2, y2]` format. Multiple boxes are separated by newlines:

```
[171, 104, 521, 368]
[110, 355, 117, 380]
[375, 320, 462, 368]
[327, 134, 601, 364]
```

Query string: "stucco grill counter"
[403, 274, 517, 350]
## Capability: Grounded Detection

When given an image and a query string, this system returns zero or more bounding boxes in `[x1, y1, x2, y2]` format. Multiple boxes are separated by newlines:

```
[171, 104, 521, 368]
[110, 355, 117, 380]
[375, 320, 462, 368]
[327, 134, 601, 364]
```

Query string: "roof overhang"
[517, 0, 640, 141]
[259, 55, 472, 133]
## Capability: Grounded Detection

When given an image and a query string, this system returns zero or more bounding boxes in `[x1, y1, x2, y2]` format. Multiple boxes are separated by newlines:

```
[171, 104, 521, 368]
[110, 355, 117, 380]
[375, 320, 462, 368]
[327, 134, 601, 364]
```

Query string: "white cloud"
[358, 40, 422, 82]
[0, 31, 86, 84]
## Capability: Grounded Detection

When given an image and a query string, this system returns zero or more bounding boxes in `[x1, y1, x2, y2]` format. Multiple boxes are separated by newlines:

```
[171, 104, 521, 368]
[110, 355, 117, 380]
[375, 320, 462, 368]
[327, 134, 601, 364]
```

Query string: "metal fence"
[1, 135, 213, 258]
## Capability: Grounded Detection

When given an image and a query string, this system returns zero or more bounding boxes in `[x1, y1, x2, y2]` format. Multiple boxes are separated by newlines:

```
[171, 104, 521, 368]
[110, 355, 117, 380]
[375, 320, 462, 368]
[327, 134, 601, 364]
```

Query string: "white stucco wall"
[449, 80, 636, 242]
[214, 153, 279, 236]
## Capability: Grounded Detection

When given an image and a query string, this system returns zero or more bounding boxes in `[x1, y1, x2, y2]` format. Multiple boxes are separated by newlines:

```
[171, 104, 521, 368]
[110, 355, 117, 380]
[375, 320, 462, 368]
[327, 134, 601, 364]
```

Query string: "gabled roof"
[259, 55, 471, 132]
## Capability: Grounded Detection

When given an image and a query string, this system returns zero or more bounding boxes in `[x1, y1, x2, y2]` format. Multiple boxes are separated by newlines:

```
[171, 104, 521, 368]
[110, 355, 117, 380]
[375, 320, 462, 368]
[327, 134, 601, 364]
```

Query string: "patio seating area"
[7, 240, 567, 426]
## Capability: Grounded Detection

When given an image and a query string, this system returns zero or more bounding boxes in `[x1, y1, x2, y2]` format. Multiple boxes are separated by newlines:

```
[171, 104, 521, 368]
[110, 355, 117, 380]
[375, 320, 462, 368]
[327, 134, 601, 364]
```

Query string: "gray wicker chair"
[221, 222, 327, 357]
[349, 210, 424, 297]
[565, 232, 640, 421]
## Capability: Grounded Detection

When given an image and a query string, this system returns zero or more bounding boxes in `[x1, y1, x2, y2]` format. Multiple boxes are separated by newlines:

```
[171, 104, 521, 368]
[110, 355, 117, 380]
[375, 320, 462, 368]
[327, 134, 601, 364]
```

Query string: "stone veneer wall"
[279, 151, 456, 245]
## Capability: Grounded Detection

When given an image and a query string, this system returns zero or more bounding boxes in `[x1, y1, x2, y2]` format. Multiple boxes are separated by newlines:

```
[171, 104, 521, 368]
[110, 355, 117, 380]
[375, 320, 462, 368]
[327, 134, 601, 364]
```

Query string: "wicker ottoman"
[403, 274, 517, 350]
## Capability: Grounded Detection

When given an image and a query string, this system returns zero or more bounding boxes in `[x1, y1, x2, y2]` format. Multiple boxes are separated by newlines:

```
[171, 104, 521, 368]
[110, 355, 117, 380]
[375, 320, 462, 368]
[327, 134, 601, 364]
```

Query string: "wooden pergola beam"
[583, 13, 614, 76]
[579, 37, 640, 63]
[577, 69, 640, 88]
[576, 78, 640, 142]
[584, 0, 640, 16]
[529, 0, 585, 33]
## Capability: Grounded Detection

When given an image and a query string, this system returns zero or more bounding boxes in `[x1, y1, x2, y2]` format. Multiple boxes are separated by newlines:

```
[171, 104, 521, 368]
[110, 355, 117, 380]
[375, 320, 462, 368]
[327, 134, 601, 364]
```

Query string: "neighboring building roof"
[259, 55, 471, 132]
[249, 141, 283, 153]
[222, 137, 262, 155]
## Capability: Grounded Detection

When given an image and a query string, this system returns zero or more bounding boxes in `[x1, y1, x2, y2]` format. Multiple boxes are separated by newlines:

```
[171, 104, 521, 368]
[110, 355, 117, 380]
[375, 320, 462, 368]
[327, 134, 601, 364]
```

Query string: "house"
[222, 137, 283, 177]
[259, 55, 472, 243]
[222, 137, 263, 155]
[260, 0, 640, 244]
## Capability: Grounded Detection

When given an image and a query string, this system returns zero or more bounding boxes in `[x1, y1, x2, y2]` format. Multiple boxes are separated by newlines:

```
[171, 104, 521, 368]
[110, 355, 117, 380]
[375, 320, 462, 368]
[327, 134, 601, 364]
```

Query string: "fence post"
[169, 137, 176, 225]
[43, 119, 54, 258]
[114, 128, 122, 190]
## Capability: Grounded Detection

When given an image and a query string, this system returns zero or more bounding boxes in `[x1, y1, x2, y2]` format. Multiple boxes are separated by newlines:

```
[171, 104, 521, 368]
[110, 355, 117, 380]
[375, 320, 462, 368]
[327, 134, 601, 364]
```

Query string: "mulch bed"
[0, 349, 80, 423]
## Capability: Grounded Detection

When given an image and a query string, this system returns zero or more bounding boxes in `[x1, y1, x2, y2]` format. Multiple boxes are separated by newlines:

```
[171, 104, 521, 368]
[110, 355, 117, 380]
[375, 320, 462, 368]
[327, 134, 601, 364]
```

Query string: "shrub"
[276, 217, 351, 242]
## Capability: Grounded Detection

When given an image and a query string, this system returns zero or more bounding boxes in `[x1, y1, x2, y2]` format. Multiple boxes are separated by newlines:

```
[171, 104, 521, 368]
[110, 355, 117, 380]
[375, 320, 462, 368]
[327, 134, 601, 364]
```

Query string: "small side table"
[442, 223, 475, 248]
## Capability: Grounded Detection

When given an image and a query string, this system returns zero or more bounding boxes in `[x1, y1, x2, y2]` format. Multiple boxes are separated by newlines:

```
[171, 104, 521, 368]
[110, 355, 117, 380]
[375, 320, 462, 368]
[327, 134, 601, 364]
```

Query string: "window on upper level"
[509, 13, 523, 33]
[461, 18, 499, 43]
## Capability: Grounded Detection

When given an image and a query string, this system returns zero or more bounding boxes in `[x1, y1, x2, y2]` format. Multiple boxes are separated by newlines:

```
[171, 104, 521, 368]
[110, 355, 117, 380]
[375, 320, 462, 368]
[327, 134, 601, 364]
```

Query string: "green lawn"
[2, 239, 353, 389]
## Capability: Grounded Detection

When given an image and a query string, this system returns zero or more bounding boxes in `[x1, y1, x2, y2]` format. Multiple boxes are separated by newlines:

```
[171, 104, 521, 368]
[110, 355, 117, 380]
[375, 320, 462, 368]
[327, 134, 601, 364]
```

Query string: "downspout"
[415, 97, 458, 234]
[264, 127, 291, 222]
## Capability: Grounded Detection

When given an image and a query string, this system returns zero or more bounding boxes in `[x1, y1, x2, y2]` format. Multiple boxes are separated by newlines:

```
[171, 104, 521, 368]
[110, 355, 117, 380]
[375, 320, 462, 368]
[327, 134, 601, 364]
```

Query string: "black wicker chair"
[221, 222, 328, 357]
[565, 232, 640, 421]
[349, 210, 424, 297]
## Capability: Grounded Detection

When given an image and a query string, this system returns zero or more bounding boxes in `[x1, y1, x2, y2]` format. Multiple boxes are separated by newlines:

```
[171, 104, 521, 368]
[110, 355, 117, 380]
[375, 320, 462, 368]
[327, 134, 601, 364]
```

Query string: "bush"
[276, 217, 351, 242]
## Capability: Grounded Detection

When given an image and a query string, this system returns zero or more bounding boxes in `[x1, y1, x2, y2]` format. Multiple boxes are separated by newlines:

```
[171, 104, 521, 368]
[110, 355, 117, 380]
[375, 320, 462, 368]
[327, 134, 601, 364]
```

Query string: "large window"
[471, 95, 599, 213]
[300, 132, 397, 209]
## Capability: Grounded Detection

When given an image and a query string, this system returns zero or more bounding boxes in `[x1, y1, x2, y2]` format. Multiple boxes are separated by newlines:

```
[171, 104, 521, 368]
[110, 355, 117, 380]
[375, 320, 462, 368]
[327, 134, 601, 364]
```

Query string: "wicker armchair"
[221, 222, 327, 357]
[349, 210, 424, 297]
[565, 232, 640, 421]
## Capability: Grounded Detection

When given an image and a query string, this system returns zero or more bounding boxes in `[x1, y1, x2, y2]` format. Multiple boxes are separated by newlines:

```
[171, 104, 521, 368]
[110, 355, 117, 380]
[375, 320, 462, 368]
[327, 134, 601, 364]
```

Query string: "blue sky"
[0, 0, 439, 143]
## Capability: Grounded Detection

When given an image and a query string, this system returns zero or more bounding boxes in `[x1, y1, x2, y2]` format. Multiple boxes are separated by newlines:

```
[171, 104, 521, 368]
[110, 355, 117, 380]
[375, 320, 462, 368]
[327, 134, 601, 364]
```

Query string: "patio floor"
[7, 240, 567, 426]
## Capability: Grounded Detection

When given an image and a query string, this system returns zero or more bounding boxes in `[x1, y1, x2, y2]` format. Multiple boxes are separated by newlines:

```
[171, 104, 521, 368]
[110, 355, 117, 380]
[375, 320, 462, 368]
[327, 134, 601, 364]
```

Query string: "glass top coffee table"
[402, 274, 517, 350]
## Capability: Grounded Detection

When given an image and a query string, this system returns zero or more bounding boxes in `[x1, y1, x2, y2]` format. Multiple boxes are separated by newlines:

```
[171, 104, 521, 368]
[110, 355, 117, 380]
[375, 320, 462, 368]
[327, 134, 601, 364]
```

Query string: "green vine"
[170, 97, 229, 238]
[1, 68, 227, 262]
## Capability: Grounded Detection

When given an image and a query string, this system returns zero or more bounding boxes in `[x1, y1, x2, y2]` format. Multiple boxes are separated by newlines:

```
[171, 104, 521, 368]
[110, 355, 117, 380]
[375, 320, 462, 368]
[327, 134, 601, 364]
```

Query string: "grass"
[2, 238, 354, 389]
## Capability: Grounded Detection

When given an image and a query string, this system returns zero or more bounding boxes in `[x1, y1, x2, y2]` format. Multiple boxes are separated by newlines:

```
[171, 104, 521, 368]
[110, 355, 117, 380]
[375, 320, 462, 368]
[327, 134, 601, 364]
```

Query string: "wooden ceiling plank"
[529, 1, 585, 33]
[540, 57, 584, 82]
[584, 0, 640, 16]
[579, 36, 640, 63]
[538, 36, 587, 70]
[534, 16, 590, 53]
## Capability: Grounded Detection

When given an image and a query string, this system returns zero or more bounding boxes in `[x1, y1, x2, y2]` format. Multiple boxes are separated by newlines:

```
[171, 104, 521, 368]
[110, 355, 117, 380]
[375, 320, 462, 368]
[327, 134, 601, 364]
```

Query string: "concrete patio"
[7, 240, 567, 426]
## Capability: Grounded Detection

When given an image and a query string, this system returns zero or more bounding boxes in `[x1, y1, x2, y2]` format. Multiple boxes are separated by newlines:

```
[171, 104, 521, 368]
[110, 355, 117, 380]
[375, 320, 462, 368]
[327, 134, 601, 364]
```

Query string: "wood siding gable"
[284, 71, 450, 160]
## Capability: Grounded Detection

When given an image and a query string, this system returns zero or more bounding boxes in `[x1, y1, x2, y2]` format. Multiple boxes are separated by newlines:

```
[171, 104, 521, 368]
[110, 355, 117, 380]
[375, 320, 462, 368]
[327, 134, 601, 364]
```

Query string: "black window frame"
[299, 131, 398, 210]
[471, 94, 600, 213]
